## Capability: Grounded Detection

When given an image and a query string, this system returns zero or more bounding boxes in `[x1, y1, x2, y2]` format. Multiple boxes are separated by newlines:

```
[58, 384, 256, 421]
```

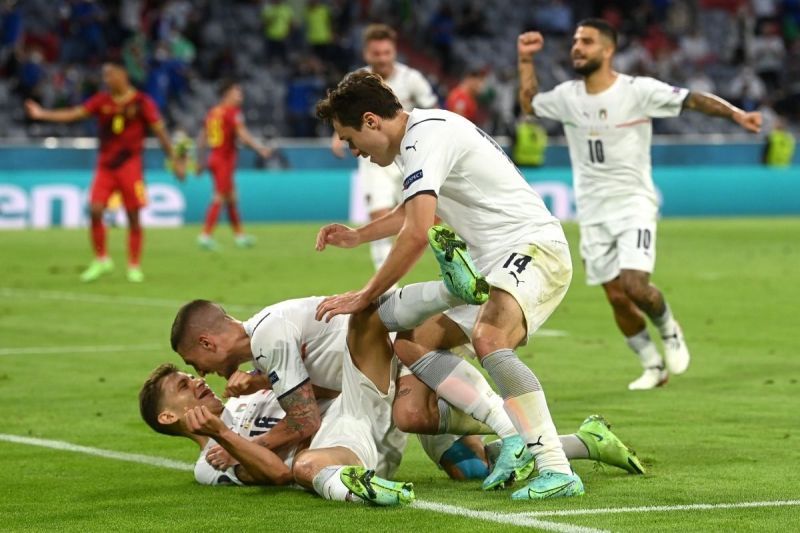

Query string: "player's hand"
[184, 405, 226, 438]
[331, 136, 346, 158]
[733, 111, 762, 133]
[206, 445, 239, 471]
[258, 146, 274, 160]
[224, 370, 270, 398]
[315, 290, 370, 322]
[315, 223, 361, 251]
[24, 99, 44, 120]
[518, 32, 544, 58]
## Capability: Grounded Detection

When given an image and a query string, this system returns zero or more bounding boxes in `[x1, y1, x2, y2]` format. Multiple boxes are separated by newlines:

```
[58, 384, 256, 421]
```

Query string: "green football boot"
[197, 234, 219, 251]
[427, 225, 489, 305]
[511, 470, 585, 500]
[482, 435, 536, 490]
[235, 234, 256, 248]
[340, 466, 415, 506]
[126, 266, 145, 283]
[575, 414, 645, 474]
[80, 258, 114, 282]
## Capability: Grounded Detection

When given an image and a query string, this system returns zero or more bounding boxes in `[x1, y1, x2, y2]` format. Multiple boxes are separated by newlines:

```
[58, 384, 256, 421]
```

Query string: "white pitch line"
[0, 287, 258, 314]
[413, 501, 607, 533]
[516, 500, 800, 518]
[0, 434, 194, 472]
[0, 343, 163, 356]
[1, 433, 595, 532]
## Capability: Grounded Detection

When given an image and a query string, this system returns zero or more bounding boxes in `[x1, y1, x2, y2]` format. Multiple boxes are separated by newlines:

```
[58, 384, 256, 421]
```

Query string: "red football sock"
[90, 217, 107, 258]
[128, 226, 143, 267]
[227, 201, 242, 235]
[203, 200, 222, 236]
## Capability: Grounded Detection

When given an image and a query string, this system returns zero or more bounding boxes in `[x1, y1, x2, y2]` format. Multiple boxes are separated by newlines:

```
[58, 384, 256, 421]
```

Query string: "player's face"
[159, 372, 224, 421]
[334, 116, 395, 167]
[102, 64, 129, 93]
[179, 331, 240, 379]
[364, 39, 396, 79]
[227, 85, 243, 106]
[571, 26, 610, 76]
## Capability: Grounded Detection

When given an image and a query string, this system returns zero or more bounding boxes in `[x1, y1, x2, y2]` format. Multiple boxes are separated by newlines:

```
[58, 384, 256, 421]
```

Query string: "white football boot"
[628, 366, 669, 390]
[662, 322, 690, 374]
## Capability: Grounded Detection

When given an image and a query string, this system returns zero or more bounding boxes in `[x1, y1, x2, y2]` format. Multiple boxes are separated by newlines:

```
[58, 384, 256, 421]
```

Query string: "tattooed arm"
[253, 380, 321, 451]
[682, 92, 762, 133]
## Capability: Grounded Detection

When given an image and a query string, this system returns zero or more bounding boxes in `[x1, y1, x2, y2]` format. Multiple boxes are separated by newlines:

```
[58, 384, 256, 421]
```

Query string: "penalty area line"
[0, 433, 596, 532]
[515, 499, 800, 518]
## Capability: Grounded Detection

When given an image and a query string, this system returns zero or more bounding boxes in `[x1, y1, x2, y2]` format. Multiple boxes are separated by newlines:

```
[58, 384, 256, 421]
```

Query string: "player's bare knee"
[89, 204, 104, 219]
[292, 450, 320, 486]
[393, 402, 437, 434]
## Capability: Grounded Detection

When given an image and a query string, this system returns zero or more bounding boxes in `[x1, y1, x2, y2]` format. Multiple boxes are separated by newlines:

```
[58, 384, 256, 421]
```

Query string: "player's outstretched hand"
[518, 32, 544, 58]
[224, 370, 270, 398]
[315, 290, 370, 322]
[331, 136, 346, 158]
[184, 405, 226, 438]
[258, 146, 274, 160]
[733, 111, 762, 133]
[315, 223, 361, 251]
[206, 445, 238, 471]
[24, 99, 44, 120]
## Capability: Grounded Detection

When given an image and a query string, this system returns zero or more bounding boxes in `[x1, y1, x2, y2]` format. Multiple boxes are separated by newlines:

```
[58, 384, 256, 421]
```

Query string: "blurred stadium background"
[0, 0, 798, 231]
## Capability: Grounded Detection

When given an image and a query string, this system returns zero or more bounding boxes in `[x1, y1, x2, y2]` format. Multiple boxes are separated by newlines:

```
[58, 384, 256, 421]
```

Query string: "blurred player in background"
[332, 24, 438, 273]
[196, 81, 273, 250]
[25, 60, 185, 283]
[518, 21, 762, 390]
[445, 67, 488, 124]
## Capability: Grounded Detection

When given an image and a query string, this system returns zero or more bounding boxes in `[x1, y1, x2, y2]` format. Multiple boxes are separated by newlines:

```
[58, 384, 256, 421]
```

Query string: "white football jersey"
[397, 108, 565, 271]
[194, 390, 289, 486]
[532, 75, 689, 224]
[370, 62, 438, 111]
[243, 297, 347, 399]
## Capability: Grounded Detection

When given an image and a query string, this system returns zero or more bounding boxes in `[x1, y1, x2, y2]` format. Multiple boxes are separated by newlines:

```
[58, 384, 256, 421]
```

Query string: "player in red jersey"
[196, 81, 272, 250]
[25, 60, 184, 283]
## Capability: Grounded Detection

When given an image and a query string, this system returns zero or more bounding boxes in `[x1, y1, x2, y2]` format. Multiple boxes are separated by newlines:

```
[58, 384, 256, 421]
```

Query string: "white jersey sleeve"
[399, 119, 460, 202]
[408, 69, 438, 109]
[532, 82, 570, 120]
[249, 314, 309, 399]
[632, 77, 688, 118]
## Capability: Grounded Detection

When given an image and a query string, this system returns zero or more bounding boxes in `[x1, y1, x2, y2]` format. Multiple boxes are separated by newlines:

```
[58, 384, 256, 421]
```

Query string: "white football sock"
[311, 465, 364, 503]
[377, 281, 461, 332]
[370, 238, 393, 271]
[652, 304, 678, 338]
[560, 434, 590, 459]
[626, 329, 664, 369]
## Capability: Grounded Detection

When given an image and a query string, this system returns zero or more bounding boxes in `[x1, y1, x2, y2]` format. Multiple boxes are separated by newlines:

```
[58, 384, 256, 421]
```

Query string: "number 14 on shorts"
[503, 252, 532, 273]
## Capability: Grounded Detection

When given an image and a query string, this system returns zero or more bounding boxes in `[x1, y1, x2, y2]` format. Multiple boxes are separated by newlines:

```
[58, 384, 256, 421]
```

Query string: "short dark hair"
[316, 70, 402, 129]
[218, 79, 239, 98]
[139, 363, 182, 437]
[577, 18, 618, 48]
[363, 23, 397, 44]
[170, 299, 221, 352]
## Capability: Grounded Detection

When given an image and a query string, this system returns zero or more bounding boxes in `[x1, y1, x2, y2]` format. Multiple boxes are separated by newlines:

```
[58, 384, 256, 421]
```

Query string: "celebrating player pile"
[517, 20, 762, 390]
[25, 61, 185, 283]
[313, 71, 585, 500]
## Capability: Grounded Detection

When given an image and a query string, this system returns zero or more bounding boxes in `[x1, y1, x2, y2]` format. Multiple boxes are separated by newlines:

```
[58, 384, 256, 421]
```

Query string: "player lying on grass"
[142, 299, 420, 506]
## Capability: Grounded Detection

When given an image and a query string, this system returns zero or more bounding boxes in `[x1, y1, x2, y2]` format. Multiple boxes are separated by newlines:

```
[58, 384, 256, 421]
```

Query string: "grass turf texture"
[1, 219, 798, 532]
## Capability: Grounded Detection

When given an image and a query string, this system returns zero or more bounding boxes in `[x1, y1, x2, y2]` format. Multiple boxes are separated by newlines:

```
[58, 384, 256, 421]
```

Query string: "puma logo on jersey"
[509, 271, 524, 286]
[405, 140, 418, 151]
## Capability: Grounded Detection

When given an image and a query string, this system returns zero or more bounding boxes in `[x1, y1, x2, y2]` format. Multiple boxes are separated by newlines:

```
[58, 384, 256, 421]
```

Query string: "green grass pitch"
[1, 219, 798, 532]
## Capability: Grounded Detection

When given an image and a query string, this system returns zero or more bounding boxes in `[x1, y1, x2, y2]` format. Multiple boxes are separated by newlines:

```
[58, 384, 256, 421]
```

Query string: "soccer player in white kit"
[331, 24, 438, 272]
[517, 20, 762, 390]
[314, 71, 584, 500]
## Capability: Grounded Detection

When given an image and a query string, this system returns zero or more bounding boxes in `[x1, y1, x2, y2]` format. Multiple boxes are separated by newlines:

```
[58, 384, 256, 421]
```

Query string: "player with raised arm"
[331, 24, 438, 273]
[196, 81, 272, 251]
[517, 21, 762, 390]
[314, 72, 585, 500]
[25, 60, 185, 283]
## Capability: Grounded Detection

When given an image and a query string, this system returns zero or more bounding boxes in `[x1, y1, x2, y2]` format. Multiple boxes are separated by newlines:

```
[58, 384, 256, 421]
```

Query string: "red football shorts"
[208, 155, 236, 195]
[90, 158, 146, 211]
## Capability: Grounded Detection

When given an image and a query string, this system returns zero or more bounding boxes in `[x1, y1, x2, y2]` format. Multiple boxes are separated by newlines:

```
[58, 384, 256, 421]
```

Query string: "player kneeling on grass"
[139, 359, 414, 505]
